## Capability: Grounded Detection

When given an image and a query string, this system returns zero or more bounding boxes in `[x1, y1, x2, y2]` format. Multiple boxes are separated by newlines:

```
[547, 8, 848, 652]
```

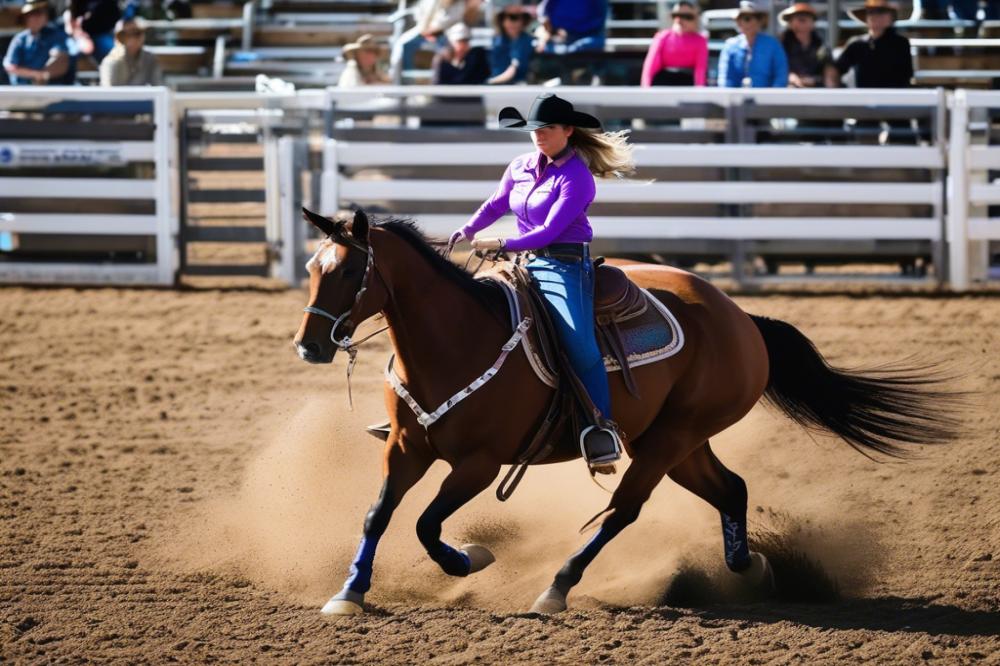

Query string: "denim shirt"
[3, 25, 72, 85]
[718, 32, 789, 88]
[462, 148, 596, 252]
[489, 33, 533, 82]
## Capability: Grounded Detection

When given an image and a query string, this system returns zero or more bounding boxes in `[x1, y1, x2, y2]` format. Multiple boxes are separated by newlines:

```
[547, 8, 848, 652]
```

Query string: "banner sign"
[0, 143, 126, 167]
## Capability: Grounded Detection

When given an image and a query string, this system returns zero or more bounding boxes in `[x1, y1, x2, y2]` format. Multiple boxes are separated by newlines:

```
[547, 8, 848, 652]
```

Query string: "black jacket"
[835, 28, 913, 88]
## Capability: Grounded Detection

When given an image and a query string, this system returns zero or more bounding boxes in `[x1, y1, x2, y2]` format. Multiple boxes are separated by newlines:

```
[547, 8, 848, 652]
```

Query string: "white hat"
[446, 22, 471, 42]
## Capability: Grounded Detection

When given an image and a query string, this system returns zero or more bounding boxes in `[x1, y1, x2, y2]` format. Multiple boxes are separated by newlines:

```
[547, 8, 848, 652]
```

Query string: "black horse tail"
[749, 315, 961, 458]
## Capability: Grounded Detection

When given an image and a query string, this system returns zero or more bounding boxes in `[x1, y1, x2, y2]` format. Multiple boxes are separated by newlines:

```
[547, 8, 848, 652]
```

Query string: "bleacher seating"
[4, 0, 996, 90]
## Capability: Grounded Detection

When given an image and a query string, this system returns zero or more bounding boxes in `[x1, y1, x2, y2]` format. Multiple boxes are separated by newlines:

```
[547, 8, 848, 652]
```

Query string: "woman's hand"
[471, 237, 505, 251]
[448, 229, 465, 245]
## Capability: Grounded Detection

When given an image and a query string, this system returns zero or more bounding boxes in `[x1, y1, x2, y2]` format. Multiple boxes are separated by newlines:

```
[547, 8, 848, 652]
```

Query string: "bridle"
[303, 235, 387, 408]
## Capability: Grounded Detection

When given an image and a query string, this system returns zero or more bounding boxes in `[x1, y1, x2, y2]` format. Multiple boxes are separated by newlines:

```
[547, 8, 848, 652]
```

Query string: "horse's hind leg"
[668, 441, 751, 571]
[530, 429, 698, 614]
[416, 454, 501, 577]
[668, 442, 773, 588]
[321, 437, 432, 615]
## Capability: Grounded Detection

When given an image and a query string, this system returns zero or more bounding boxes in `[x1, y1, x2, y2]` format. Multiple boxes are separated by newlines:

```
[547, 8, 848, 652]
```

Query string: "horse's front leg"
[416, 454, 501, 577]
[321, 436, 432, 615]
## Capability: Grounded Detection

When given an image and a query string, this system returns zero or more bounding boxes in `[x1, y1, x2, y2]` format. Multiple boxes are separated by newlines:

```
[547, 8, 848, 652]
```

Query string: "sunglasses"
[736, 14, 759, 22]
[120, 30, 145, 37]
[501, 13, 528, 21]
[672, 12, 696, 20]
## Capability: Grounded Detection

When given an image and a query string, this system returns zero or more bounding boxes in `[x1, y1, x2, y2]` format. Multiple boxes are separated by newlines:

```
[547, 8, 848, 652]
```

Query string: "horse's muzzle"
[294, 340, 334, 364]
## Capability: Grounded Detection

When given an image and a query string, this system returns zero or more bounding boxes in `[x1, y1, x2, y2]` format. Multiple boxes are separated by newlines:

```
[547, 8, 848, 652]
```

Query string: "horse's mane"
[375, 218, 503, 313]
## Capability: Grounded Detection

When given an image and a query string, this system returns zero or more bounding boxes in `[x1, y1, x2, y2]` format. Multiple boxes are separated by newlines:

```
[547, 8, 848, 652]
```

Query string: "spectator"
[432, 22, 489, 84]
[390, 0, 483, 82]
[488, 3, 533, 84]
[779, 2, 835, 88]
[718, 1, 788, 87]
[834, 0, 912, 87]
[640, 0, 708, 86]
[66, 0, 120, 63]
[3, 0, 73, 85]
[338, 34, 389, 87]
[99, 18, 161, 85]
[535, 0, 607, 53]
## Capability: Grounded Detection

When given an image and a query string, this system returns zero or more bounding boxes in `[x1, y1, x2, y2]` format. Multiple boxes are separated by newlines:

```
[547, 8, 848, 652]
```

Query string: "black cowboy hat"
[498, 93, 601, 131]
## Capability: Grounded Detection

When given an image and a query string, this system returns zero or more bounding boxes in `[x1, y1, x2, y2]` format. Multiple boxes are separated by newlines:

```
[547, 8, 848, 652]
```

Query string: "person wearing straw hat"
[833, 0, 912, 88]
[450, 93, 637, 472]
[779, 2, 835, 88]
[99, 18, 162, 86]
[338, 34, 389, 87]
[640, 0, 709, 87]
[3, 0, 73, 85]
[717, 1, 788, 87]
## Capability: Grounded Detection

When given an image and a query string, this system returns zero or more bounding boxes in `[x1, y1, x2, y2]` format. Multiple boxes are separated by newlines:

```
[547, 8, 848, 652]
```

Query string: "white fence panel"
[0, 87, 177, 286]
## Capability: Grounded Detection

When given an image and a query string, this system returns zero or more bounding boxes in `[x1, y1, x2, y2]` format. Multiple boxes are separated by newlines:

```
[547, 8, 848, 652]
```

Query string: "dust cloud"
[158, 385, 885, 612]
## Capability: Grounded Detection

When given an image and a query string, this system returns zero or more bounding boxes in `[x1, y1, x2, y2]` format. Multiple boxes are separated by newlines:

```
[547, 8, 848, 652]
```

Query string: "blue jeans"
[544, 30, 606, 54]
[526, 251, 611, 419]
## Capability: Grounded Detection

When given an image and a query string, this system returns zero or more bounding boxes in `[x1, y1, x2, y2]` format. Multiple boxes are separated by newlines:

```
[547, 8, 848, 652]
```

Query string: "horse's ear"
[302, 207, 337, 237]
[351, 208, 369, 243]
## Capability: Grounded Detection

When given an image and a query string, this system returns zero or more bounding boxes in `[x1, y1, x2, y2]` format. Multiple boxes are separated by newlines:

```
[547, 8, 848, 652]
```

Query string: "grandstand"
[3, 0, 999, 89]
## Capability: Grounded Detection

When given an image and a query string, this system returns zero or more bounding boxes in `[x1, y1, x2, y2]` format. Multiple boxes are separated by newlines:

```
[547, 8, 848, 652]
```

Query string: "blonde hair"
[569, 128, 637, 179]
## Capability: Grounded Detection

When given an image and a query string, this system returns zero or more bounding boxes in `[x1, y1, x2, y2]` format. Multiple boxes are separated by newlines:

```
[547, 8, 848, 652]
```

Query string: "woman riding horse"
[452, 93, 634, 473]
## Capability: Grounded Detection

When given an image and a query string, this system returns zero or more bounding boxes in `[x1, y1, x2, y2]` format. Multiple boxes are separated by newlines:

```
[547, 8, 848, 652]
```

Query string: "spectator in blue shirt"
[535, 0, 607, 53]
[3, 0, 74, 85]
[718, 1, 788, 87]
[488, 3, 533, 84]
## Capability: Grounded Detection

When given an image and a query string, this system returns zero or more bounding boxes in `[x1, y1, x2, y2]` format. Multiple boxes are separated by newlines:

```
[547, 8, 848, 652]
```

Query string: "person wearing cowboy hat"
[100, 18, 162, 86]
[450, 93, 637, 473]
[338, 34, 389, 87]
[487, 2, 534, 84]
[431, 22, 490, 84]
[833, 0, 912, 88]
[779, 2, 836, 88]
[640, 0, 709, 87]
[3, 0, 73, 85]
[717, 1, 788, 87]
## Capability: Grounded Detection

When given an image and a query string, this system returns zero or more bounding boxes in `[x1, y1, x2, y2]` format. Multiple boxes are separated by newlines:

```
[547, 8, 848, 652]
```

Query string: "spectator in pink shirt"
[640, 1, 708, 86]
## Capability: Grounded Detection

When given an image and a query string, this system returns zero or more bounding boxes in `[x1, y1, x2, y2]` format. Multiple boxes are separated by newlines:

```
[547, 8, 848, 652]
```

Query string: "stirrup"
[580, 424, 622, 475]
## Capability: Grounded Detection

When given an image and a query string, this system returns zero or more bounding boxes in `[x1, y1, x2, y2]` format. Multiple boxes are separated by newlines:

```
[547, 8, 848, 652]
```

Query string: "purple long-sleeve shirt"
[461, 148, 596, 252]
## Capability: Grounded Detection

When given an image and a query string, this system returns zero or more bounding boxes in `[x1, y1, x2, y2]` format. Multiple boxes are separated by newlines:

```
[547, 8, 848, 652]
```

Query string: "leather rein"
[303, 237, 530, 425]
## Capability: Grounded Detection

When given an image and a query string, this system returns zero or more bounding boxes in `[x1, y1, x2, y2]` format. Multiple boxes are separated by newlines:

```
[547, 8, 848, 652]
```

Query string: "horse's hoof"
[738, 552, 776, 595]
[529, 586, 567, 614]
[460, 543, 495, 574]
[320, 598, 364, 616]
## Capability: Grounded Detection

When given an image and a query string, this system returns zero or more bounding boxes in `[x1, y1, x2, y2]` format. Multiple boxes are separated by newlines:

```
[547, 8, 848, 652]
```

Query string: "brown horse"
[293, 208, 958, 616]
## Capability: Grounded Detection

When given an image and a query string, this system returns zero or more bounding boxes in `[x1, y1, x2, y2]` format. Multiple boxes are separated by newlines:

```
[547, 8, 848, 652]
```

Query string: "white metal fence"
[3, 86, 1000, 289]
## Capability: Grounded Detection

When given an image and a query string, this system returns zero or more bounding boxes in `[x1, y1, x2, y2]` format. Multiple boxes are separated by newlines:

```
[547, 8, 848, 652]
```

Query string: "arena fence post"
[947, 90, 970, 291]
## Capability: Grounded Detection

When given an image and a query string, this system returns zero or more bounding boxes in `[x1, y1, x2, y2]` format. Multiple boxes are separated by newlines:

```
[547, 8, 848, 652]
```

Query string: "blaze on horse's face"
[293, 208, 372, 364]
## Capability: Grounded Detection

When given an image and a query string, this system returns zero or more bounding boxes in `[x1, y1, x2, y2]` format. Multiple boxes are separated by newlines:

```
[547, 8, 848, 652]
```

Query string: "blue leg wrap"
[428, 543, 472, 577]
[344, 536, 380, 594]
[721, 512, 752, 572]
[554, 526, 613, 595]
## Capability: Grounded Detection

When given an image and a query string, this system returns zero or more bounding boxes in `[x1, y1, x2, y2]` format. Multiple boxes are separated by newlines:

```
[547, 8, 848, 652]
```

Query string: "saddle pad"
[488, 276, 684, 386]
[600, 288, 685, 372]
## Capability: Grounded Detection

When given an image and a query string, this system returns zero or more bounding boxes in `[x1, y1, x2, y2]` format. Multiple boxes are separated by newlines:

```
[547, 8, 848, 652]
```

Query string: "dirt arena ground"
[1, 283, 999, 664]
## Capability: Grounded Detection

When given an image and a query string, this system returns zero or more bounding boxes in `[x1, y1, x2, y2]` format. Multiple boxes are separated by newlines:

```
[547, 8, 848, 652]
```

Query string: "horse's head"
[293, 207, 385, 364]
